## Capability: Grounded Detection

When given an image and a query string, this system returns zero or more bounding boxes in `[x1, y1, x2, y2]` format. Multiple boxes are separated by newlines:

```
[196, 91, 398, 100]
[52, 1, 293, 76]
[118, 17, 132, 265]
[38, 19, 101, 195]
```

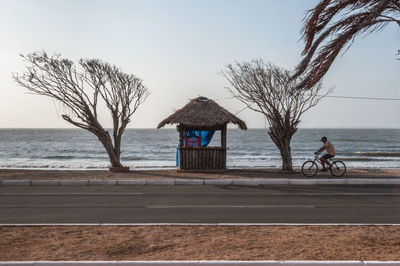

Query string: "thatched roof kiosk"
[158, 96, 247, 171]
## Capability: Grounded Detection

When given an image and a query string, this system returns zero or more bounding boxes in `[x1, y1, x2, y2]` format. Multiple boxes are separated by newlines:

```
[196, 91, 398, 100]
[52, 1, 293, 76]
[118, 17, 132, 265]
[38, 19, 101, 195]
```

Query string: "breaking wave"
[356, 152, 400, 157]
[0, 128, 399, 169]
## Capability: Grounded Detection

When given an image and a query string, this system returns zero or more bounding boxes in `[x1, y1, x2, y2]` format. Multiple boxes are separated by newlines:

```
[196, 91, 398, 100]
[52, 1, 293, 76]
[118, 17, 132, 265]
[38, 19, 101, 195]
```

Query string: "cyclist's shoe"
[320, 168, 328, 172]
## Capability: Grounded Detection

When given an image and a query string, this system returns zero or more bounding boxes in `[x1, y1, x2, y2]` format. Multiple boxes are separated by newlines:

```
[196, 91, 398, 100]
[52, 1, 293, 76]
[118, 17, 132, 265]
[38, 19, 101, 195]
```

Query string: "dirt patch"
[0, 168, 399, 181]
[1, 226, 400, 261]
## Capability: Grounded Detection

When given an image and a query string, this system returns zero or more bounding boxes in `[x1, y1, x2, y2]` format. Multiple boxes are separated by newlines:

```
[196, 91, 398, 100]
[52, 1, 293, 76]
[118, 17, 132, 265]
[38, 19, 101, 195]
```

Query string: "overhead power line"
[323, 95, 400, 101]
[234, 106, 250, 116]
[234, 94, 400, 116]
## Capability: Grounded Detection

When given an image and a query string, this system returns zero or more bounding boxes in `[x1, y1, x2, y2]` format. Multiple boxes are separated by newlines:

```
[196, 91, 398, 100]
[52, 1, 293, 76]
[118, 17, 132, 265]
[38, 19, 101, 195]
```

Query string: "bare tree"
[293, 0, 400, 89]
[224, 60, 327, 171]
[14, 52, 149, 169]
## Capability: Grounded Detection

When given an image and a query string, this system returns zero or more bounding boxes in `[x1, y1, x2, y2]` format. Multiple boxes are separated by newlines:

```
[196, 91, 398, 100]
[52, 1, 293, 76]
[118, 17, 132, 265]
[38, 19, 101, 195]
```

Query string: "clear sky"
[0, 0, 399, 129]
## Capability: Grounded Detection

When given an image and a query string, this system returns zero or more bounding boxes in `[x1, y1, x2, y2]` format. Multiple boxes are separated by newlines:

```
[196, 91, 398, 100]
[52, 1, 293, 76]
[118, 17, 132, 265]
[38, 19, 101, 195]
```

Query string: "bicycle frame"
[312, 154, 333, 169]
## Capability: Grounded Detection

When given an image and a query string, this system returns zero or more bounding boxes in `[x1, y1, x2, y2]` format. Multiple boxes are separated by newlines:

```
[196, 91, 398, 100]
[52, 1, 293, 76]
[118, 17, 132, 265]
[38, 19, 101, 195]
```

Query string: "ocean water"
[0, 128, 399, 170]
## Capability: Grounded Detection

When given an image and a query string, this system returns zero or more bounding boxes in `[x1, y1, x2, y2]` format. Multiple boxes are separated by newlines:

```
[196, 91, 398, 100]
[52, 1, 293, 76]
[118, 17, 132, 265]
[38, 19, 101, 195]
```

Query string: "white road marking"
[1, 223, 400, 226]
[1, 204, 400, 208]
[0, 204, 146, 208]
[147, 204, 400, 208]
[0, 204, 316, 208]
[146, 205, 316, 208]
[0, 192, 143, 196]
[281, 193, 400, 196]
[2, 192, 400, 196]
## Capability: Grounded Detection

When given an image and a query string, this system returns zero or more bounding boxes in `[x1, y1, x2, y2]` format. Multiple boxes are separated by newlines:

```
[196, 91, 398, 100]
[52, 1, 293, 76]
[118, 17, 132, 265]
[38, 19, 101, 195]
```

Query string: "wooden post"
[179, 127, 183, 147]
[221, 124, 227, 169]
[221, 124, 227, 148]
[178, 126, 183, 170]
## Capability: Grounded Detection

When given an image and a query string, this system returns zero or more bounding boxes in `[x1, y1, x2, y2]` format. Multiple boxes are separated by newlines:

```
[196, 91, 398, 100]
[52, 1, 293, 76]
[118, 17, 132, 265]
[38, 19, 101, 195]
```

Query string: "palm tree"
[293, 0, 400, 89]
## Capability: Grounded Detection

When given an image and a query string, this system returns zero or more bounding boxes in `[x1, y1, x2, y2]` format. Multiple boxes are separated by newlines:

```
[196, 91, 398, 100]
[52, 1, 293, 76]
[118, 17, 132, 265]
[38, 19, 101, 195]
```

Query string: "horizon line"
[0, 127, 399, 130]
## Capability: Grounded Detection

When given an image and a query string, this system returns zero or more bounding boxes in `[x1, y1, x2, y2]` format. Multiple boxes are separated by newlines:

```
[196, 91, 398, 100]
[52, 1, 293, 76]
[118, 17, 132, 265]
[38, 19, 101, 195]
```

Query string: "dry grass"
[1, 226, 400, 261]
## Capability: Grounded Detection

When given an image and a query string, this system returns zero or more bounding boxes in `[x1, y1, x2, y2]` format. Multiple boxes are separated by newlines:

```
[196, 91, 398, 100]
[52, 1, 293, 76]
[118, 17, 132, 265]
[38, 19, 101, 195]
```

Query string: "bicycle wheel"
[302, 161, 318, 177]
[330, 161, 346, 177]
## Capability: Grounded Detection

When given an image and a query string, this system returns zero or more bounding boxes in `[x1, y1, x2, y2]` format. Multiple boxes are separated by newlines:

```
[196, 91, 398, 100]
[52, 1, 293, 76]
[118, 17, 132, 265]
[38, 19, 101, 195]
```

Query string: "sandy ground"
[0, 168, 399, 180]
[1, 225, 400, 261]
[2, 169, 399, 261]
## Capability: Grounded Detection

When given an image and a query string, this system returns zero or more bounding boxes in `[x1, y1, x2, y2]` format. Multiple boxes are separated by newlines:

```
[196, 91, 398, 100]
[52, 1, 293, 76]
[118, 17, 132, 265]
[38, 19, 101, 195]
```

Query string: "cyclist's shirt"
[324, 140, 336, 155]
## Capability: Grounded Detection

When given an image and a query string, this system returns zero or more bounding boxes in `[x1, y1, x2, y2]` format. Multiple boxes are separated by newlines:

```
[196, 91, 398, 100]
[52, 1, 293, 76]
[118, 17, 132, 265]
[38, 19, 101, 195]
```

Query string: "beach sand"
[0, 168, 399, 180]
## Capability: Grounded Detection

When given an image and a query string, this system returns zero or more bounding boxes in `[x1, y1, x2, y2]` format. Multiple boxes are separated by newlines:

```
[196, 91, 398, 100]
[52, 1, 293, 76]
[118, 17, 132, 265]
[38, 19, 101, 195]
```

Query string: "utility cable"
[233, 94, 400, 116]
[324, 95, 400, 101]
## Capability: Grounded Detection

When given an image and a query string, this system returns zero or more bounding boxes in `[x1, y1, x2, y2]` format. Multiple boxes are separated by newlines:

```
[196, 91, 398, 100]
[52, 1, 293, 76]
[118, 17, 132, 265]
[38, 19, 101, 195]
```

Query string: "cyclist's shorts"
[321, 154, 335, 160]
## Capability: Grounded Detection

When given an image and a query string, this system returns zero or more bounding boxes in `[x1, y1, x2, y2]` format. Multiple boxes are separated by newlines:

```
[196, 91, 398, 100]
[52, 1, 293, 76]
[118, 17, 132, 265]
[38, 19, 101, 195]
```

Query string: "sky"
[0, 0, 399, 129]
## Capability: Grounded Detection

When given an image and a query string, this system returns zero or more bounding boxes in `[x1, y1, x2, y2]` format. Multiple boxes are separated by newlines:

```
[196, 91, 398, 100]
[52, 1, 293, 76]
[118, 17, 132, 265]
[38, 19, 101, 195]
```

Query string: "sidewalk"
[2, 177, 400, 186]
[0, 168, 399, 180]
[0, 169, 399, 186]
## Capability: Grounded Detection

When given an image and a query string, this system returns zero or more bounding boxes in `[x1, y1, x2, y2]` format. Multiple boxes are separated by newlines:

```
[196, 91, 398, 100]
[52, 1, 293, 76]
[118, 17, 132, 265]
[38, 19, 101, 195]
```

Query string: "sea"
[0, 128, 399, 170]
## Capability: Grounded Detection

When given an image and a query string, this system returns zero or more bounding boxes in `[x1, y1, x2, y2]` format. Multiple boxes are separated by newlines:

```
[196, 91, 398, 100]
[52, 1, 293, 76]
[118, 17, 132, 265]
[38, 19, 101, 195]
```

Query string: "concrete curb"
[204, 179, 234, 186]
[89, 180, 118, 186]
[146, 180, 176, 186]
[176, 179, 204, 186]
[1, 178, 400, 186]
[117, 180, 147, 186]
[1, 180, 31, 186]
[60, 180, 89, 186]
[31, 180, 60, 186]
[1, 261, 400, 265]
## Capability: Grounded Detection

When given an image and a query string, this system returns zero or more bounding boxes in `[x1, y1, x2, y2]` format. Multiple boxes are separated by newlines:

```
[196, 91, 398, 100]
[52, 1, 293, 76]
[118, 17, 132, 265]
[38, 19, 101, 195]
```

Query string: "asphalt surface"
[1, 185, 400, 224]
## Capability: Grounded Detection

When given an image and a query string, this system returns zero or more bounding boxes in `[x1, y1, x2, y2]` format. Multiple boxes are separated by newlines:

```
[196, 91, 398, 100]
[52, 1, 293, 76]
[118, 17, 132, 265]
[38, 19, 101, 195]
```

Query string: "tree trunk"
[279, 140, 293, 171]
[269, 129, 293, 171]
[113, 135, 122, 167]
[98, 131, 123, 168]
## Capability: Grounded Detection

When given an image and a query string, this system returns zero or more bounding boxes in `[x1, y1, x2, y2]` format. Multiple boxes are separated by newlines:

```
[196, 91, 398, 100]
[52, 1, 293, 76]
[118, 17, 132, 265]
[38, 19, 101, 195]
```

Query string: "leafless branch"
[14, 51, 150, 167]
[224, 59, 328, 171]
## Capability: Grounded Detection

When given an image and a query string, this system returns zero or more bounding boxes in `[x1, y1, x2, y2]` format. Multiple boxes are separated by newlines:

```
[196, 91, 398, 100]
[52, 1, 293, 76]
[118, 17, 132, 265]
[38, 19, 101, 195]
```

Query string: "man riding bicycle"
[315, 136, 336, 171]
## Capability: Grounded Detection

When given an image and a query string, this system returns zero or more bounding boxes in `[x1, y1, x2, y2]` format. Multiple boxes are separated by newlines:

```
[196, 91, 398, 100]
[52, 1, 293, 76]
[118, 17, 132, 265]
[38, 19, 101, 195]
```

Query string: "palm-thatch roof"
[157, 96, 247, 130]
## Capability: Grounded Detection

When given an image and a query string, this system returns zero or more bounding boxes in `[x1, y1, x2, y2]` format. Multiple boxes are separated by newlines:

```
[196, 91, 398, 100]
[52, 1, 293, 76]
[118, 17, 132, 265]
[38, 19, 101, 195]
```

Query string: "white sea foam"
[0, 128, 399, 170]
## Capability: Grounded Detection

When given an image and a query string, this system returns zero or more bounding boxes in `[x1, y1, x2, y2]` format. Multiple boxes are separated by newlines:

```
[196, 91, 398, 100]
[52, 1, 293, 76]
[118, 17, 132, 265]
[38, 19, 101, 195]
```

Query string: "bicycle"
[301, 154, 346, 177]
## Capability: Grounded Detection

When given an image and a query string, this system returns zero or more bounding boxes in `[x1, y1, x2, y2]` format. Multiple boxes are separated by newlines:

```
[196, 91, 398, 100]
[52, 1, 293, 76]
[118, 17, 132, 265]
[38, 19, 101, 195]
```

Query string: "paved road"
[1, 185, 400, 224]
